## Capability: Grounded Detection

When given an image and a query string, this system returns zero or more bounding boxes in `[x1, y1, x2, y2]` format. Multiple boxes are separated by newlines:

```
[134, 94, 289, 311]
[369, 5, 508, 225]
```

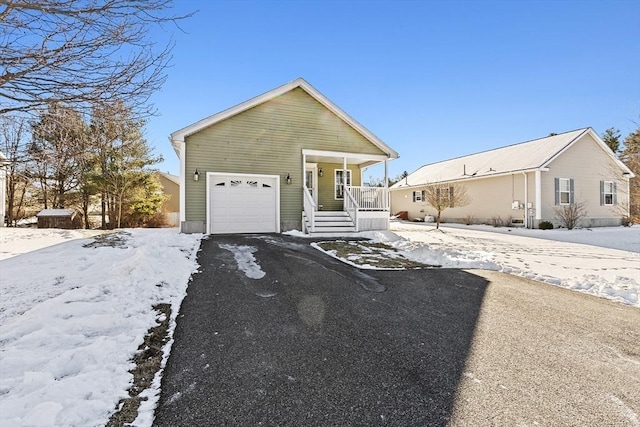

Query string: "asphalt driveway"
[153, 234, 640, 427]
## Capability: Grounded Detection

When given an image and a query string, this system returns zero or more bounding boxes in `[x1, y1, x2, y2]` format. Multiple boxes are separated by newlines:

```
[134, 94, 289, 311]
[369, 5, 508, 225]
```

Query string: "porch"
[303, 186, 390, 234]
[301, 149, 392, 235]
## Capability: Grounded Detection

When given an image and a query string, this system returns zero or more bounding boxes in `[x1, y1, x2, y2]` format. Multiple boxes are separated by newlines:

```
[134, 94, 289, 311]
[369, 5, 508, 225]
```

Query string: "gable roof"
[159, 172, 179, 185]
[392, 127, 634, 189]
[170, 78, 398, 159]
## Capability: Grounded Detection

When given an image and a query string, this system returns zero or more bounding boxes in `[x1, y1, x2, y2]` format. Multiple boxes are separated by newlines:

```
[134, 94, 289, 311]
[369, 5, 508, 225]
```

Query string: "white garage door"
[207, 173, 279, 234]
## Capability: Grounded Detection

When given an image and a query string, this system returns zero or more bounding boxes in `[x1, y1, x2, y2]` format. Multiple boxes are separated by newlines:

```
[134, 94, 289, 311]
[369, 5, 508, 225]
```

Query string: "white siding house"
[390, 128, 634, 228]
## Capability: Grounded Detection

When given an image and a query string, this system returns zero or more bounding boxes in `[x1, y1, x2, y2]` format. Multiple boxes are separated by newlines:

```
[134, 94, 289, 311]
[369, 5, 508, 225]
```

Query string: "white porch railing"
[346, 186, 389, 211]
[303, 186, 316, 233]
[343, 186, 359, 232]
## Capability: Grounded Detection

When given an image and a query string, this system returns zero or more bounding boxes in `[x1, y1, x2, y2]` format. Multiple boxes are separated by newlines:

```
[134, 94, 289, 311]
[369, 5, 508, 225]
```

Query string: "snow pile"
[390, 222, 639, 307]
[0, 229, 202, 427]
[357, 230, 500, 270]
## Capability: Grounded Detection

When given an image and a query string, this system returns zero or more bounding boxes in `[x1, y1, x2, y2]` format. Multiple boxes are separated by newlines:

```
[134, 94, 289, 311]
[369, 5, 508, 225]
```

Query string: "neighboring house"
[37, 209, 80, 229]
[0, 151, 6, 227]
[158, 172, 180, 227]
[170, 78, 398, 234]
[390, 128, 634, 228]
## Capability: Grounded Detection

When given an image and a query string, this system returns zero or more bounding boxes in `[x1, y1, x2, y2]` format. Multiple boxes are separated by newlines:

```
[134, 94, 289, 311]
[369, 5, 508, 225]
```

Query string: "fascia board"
[389, 167, 547, 190]
[297, 80, 399, 159]
[542, 128, 634, 176]
[539, 128, 589, 168]
[302, 148, 390, 161]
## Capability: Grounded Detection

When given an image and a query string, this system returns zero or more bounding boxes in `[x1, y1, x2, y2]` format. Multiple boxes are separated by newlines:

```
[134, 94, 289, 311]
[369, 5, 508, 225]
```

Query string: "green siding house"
[170, 78, 398, 234]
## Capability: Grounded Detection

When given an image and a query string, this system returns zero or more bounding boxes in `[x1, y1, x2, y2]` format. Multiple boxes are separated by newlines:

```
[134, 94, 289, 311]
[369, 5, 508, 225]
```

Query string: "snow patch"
[219, 244, 266, 279]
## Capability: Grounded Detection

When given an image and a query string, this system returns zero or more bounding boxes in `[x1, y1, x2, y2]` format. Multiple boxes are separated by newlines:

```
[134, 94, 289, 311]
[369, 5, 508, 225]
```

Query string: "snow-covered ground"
[365, 221, 638, 307]
[0, 228, 108, 261]
[1, 222, 638, 426]
[0, 228, 202, 427]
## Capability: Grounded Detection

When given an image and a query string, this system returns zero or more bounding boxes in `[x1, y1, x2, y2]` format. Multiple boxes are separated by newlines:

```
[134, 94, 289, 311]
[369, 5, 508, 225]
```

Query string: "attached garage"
[206, 173, 280, 234]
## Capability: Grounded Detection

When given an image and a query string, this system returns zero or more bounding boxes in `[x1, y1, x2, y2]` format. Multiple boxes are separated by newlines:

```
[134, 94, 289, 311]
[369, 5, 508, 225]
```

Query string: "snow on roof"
[392, 128, 592, 188]
[37, 209, 76, 217]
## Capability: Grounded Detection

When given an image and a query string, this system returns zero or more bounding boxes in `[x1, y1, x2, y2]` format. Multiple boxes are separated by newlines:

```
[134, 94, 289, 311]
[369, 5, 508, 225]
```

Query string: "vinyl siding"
[541, 133, 627, 225]
[315, 163, 362, 211]
[184, 88, 385, 228]
[391, 173, 535, 224]
[390, 133, 629, 227]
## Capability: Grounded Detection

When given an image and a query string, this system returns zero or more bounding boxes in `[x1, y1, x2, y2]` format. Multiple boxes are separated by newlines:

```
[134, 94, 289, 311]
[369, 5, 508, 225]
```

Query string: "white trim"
[602, 180, 615, 206]
[206, 172, 281, 234]
[302, 148, 390, 162]
[170, 78, 398, 159]
[543, 128, 634, 177]
[390, 167, 549, 190]
[334, 168, 352, 200]
[179, 141, 186, 222]
[558, 177, 571, 205]
[305, 163, 318, 205]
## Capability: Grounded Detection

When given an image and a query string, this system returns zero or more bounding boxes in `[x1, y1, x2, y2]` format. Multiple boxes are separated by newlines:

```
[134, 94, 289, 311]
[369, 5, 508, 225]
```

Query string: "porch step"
[303, 211, 356, 234]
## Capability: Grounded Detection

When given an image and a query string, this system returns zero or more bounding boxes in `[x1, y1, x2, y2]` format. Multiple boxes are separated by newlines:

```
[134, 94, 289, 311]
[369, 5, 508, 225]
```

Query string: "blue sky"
[147, 0, 640, 180]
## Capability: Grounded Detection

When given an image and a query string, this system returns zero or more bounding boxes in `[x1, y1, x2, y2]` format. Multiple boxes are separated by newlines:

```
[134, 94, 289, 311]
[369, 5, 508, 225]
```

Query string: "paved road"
[153, 234, 640, 427]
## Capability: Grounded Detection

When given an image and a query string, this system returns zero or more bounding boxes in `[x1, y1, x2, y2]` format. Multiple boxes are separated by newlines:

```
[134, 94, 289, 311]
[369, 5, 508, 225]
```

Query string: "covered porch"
[302, 149, 392, 234]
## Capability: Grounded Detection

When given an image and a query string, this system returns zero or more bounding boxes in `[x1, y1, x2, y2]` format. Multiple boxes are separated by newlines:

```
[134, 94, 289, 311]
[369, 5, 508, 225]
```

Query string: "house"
[390, 128, 634, 228]
[158, 172, 180, 227]
[36, 209, 80, 229]
[0, 151, 6, 226]
[170, 78, 398, 234]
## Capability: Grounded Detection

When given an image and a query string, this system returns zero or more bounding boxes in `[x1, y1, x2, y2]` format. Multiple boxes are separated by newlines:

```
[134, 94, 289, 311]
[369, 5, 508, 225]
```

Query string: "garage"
[207, 173, 280, 234]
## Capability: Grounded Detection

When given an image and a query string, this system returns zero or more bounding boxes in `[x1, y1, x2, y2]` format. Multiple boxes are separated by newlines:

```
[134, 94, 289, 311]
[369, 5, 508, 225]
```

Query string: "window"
[413, 190, 425, 202]
[334, 169, 352, 199]
[435, 187, 455, 207]
[555, 178, 573, 205]
[601, 181, 616, 206]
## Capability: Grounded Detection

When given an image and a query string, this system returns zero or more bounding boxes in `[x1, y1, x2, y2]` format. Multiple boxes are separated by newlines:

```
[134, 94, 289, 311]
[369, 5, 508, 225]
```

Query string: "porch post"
[302, 153, 306, 187]
[343, 156, 347, 192]
[523, 172, 528, 228]
[535, 170, 542, 221]
[384, 160, 388, 187]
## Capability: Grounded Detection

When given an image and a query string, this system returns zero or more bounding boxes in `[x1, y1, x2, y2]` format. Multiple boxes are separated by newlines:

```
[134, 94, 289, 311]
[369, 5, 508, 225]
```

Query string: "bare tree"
[0, 0, 193, 116]
[422, 182, 471, 229]
[1, 114, 31, 225]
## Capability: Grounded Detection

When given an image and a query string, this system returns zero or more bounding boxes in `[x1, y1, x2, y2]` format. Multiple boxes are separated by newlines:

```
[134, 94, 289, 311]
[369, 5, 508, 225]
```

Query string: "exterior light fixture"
[318, 168, 324, 177]
[193, 169, 200, 181]
[286, 173, 292, 185]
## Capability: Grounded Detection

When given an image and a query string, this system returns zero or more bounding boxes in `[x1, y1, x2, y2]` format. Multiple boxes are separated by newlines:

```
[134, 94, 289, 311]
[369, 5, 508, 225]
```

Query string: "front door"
[305, 164, 318, 207]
